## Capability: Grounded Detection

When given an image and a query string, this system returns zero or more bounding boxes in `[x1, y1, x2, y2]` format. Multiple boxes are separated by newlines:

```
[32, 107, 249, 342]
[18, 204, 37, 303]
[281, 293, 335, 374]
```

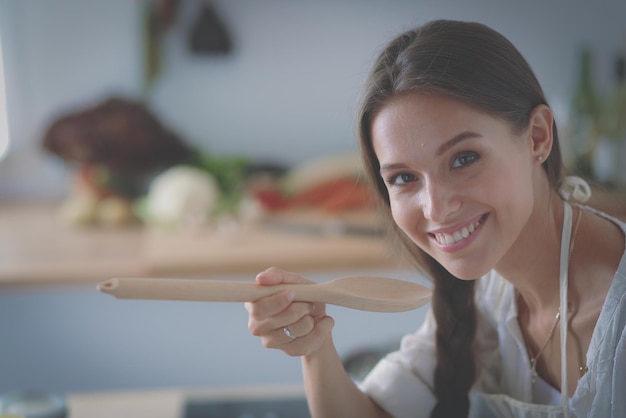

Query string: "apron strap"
[560, 202, 573, 416]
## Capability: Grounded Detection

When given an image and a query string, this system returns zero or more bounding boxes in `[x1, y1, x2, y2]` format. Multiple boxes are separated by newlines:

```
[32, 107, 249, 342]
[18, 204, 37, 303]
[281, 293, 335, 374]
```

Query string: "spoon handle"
[98, 278, 320, 303]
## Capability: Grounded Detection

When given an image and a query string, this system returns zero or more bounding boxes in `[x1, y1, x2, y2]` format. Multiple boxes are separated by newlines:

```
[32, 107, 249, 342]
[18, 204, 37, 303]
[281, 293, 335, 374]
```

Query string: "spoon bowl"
[98, 276, 431, 312]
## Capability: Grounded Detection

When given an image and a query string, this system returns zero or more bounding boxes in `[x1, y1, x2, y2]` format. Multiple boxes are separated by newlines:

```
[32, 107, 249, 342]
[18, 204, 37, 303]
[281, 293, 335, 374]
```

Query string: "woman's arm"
[302, 337, 392, 418]
[245, 267, 391, 418]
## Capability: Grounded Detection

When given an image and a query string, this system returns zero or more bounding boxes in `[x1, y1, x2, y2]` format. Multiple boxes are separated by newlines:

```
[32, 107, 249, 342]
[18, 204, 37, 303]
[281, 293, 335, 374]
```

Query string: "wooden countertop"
[67, 389, 183, 418]
[1, 188, 623, 287]
[0, 202, 400, 287]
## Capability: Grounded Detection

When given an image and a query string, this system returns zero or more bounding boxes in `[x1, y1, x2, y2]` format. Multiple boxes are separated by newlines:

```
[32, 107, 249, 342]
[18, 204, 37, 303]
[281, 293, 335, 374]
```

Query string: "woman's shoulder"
[582, 203, 626, 233]
[580, 204, 626, 285]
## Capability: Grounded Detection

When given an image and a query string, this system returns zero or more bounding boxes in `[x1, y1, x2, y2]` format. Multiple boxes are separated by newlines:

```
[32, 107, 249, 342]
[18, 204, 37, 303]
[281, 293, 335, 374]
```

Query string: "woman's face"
[371, 93, 536, 279]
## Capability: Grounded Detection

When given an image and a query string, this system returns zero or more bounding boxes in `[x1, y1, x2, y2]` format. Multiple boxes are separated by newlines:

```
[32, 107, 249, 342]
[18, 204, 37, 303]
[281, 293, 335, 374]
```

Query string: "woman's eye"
[387, 173, 416, 186]
[452, 152, 479, 169]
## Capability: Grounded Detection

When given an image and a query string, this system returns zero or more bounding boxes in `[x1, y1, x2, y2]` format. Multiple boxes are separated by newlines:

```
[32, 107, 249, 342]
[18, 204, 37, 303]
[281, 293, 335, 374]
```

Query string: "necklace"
[522, 205, 585, 383]
[527, 308, 561, 383]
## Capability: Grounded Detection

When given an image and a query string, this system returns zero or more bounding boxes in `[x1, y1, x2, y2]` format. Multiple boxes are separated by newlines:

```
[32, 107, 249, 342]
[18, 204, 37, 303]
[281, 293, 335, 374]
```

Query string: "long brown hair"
[357, 20, 564, 417]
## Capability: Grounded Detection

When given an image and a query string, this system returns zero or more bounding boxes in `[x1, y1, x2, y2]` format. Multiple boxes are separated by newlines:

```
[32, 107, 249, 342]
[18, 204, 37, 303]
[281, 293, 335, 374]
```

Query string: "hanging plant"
[141, 0, 233, 98]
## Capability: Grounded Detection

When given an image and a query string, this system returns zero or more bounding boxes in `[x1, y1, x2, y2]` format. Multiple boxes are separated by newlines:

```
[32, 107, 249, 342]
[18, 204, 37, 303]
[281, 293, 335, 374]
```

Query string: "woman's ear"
[528, 104, 554, 162]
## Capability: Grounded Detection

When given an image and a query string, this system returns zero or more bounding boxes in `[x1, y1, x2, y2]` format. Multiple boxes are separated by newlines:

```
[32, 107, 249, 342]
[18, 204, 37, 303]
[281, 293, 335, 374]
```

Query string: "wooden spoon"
[98, 276, 431, 312]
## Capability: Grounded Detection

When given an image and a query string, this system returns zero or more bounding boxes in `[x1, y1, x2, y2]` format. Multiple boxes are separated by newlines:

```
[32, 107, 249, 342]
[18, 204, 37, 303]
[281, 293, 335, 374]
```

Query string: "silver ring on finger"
[283, 326, 297, 340]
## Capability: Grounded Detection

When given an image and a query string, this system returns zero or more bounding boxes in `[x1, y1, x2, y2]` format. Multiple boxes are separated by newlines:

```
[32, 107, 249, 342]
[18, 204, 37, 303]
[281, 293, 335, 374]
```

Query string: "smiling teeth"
[435, 218, 482, 246]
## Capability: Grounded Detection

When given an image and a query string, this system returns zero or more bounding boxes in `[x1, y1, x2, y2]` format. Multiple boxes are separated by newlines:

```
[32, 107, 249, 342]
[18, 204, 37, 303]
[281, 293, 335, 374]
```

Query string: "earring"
[537, 155, 543, 162]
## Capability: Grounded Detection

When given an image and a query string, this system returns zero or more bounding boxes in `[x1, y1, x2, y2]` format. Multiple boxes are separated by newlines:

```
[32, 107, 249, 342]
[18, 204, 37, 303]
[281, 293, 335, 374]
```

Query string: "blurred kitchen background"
[1, 0, 625, 416]
[2, 0, 626, 199]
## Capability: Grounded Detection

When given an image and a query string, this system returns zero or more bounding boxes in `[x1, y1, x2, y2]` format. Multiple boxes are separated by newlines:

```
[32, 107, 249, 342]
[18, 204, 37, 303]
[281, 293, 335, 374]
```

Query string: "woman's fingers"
[245, 266, 316, 321]
[248, 298, 314, 336]
[245, 288, 296, 322]
[279, 315, 335, 357]
[269, 310, 316, 344]
[247, 302, 330, 355]
[255, 266, 314, 286]
[245, 267, 333, 356]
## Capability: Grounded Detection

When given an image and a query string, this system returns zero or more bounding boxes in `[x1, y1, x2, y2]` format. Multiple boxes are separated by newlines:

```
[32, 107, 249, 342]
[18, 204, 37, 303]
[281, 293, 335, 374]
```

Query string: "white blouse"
[360, 208, 626, 417]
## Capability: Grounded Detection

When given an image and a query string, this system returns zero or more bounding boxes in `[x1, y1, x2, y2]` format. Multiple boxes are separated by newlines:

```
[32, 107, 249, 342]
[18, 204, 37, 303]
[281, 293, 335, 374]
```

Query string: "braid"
[382, 226, 478, 417]
[426, 255, 477, 418]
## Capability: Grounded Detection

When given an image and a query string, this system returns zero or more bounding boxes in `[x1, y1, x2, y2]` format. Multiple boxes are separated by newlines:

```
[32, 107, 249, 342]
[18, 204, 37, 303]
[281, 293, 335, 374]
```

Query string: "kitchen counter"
[65, 385, 307, 418]
[0, 202, 401, 287]
[1, 188, 624, 287]
[67, 389, 183, 418]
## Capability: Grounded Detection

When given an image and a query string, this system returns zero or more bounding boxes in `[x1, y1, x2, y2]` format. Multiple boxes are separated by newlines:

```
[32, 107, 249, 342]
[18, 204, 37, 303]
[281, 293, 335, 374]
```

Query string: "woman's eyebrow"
[379, 131, 481, 173]
[436, 131, 481, 157]
[379, 162, 406, 173]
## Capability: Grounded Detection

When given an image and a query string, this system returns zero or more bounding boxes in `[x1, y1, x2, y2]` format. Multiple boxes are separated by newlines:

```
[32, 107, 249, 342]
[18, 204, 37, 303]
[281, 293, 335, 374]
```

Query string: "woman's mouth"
[431, 214, 488, 247]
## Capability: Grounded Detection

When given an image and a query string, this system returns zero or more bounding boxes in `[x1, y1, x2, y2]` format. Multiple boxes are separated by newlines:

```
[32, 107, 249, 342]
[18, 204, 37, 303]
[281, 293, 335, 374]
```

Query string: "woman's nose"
[421, 179, 461, 222]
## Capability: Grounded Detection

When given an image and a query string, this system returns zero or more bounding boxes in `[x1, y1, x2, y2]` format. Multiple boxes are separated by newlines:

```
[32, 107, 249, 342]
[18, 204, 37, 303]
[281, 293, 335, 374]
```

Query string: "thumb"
[255, 266, 312, 286]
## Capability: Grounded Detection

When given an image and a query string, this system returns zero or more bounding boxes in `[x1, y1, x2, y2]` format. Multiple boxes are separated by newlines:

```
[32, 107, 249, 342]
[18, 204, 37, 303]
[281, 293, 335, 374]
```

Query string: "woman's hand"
[245, 267, 335, 357]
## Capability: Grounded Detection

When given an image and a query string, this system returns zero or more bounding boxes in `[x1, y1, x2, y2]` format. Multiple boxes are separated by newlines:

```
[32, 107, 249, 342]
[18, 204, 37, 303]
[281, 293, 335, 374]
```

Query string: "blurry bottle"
[594, 55, 626, 186]
[567, 47, 602, 179]
[616, 56, 626, 187]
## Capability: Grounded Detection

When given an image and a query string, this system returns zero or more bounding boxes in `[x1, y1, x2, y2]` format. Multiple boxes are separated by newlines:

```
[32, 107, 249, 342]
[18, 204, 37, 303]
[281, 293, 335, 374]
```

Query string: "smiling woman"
[244, 20, 626, 418]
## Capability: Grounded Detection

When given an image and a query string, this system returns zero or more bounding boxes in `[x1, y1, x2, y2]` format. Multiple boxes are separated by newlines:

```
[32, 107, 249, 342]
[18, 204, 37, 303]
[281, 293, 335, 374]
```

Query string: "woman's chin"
[442, 262, 490, 281]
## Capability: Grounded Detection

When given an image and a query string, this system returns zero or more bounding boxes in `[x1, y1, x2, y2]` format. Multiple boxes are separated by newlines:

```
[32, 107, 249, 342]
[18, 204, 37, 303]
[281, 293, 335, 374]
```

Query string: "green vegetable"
[190, 150, 249, 214]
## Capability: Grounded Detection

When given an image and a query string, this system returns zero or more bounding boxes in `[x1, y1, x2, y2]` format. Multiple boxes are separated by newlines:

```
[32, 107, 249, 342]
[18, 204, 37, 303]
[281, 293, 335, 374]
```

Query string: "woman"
[245, 20, 626, 417]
